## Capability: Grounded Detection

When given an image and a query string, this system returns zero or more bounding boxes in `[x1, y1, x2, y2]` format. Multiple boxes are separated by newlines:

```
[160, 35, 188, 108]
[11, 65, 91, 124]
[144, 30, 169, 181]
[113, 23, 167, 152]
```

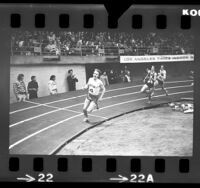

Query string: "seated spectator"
[27, 76, 39, 99]
[48, 75, 58, 95]
[100, 71, 109, 86]
[67, 69, 78, 91]
[45, 41, 57, 54]
[13, 74, 27, 102]
[48, 31, 56, 43]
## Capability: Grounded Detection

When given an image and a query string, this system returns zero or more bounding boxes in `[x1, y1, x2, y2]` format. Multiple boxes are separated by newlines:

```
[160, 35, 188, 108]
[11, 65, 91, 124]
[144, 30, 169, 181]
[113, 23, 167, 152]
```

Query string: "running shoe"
[147, 100, 151, 104]
[83, 118, 89, 122]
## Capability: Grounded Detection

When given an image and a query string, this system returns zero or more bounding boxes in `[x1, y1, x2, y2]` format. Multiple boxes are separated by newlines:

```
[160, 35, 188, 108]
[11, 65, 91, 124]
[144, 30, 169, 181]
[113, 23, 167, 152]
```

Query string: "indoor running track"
[9, 78, 193, 155]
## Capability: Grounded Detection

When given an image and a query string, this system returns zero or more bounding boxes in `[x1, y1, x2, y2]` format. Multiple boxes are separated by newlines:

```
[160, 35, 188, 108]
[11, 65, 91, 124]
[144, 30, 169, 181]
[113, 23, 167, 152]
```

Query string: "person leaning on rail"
[13, 74, 28, 102]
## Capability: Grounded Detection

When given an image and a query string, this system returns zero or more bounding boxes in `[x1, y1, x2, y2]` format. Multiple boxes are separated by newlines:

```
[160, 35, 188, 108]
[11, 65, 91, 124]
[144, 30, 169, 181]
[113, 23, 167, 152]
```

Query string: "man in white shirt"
[83, 69, 106, 122]
[48, 75, 58, 95]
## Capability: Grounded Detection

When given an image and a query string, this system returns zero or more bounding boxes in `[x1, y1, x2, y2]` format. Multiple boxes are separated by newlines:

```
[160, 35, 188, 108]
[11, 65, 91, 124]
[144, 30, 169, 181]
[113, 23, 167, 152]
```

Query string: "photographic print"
[9, 30, 194, 155]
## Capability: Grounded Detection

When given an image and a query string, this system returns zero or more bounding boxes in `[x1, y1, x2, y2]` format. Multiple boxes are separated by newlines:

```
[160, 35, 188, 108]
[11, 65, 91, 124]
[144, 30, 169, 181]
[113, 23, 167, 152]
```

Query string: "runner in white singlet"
[154, 65, 168, 96]
[83, 69, 105, 122]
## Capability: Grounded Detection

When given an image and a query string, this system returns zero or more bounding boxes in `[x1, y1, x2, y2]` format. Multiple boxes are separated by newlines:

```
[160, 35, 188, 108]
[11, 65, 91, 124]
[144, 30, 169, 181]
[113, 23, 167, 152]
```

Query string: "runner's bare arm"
[163, 72, 166, 80]
[106, 76, 109, 86]
[143, 74, 148, 83]
[83, 78, 90, 90]
[99, 83, 106, 101]
[154, 73, 157, 81]
[83, 84, 88, 90]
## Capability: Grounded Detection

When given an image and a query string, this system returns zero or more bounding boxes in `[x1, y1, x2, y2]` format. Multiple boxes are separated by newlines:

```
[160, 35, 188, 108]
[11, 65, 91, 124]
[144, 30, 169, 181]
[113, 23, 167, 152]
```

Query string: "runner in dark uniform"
[147, 68, 156, 103]
[141, 67, 156, 103]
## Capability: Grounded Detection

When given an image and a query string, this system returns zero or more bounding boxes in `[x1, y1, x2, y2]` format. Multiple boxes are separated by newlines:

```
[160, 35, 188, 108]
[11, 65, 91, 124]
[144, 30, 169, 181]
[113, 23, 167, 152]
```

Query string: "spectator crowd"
[11, 31, 194, 56]
[103, 65, 131, 84]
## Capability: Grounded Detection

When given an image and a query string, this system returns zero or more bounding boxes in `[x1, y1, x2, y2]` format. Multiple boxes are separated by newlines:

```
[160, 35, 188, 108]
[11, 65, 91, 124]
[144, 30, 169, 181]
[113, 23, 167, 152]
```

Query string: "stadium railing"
[11, 44, 194, 57]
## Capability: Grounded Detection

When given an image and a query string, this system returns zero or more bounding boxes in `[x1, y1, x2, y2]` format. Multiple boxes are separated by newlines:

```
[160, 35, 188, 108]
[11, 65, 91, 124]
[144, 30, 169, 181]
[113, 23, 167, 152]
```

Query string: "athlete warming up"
[83, 69, 106, 122]
[154, 65, 168, 96]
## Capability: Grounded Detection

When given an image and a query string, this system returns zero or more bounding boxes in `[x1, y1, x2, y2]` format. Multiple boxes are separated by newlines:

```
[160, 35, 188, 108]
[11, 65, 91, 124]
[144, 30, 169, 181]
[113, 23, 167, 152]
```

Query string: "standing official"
[27, 76, 39, 99]
[67, 69, 78, 91]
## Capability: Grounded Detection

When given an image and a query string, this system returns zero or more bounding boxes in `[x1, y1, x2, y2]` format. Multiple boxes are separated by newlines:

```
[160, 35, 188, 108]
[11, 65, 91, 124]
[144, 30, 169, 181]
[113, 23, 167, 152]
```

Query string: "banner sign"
[120, 54, 194, 63]
[119, 49, 125, 54]
[43, 55, 60, 61]
[34, 46, 41, 53]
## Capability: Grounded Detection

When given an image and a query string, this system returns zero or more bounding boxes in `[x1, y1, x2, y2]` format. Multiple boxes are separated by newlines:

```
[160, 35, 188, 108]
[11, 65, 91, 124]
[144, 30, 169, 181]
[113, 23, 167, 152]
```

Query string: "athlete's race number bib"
[89, 88, 94, 93]
[89, 86, 100, 95]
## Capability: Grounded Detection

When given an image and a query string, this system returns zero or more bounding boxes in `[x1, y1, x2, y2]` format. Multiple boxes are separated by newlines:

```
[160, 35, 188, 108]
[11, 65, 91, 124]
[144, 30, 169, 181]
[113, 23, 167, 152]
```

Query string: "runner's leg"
[148, 88, 153, 104]
[141, 84, 148, 93]
[151, 80, 158, 97]
[161, 82, 168, 96]
[141, 84, 150, 97]
[83, 98, 91, 119]
[87, 101, 97, 113]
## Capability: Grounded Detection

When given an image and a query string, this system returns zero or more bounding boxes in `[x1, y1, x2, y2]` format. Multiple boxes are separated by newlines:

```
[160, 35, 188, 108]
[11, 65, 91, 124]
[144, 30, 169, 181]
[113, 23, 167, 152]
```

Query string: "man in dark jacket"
[27, 76, 38, 99]
[67, 69, 78, 91]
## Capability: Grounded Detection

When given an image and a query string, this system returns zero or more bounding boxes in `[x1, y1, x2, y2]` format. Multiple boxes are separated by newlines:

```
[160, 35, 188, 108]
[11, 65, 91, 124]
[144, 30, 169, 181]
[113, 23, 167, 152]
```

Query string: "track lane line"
[10, 102, 107, 128]
[9, 90, 193, 150]
[10, 80, 192, 114]
[10, 84, 192, 128]
[63, 108, 107, 120]
[10, 109, 61, 127]
[10, 104, 42, 114]
[9, 113, 82, 149]
[45, 94, 86, 105]
[98, 90, 193, 111]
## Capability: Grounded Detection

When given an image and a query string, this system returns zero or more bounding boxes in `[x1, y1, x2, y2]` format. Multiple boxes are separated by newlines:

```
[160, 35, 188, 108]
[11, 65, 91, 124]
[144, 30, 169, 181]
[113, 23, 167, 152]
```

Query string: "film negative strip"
[0, 2, 200, 183]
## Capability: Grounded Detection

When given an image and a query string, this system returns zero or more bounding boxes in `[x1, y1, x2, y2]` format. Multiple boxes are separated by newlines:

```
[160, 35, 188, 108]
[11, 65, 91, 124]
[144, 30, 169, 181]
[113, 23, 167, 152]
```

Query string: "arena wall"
[10, 55, 118, 65]
[10, 55, 194, 103]
[85, 61, 194, 81]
